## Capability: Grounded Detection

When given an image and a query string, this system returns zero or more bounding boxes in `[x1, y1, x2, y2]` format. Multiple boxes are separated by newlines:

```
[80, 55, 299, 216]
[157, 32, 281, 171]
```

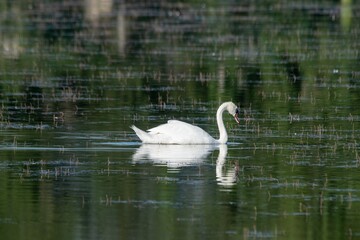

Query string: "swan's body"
[131, 102, 239, 145]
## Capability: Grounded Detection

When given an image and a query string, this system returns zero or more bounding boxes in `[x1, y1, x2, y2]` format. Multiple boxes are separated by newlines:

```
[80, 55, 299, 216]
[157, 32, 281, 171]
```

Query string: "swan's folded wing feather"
[146, 120, 216, 144]
[148, 120, 196, 134]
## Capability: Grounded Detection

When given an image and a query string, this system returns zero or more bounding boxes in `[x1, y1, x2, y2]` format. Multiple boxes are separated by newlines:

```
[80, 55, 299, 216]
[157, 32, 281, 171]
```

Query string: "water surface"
[1, 0, 360, 239]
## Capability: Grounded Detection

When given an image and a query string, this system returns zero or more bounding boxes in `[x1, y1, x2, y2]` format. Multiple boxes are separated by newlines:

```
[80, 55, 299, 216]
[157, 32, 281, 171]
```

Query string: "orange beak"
[234, 108, 240, 124]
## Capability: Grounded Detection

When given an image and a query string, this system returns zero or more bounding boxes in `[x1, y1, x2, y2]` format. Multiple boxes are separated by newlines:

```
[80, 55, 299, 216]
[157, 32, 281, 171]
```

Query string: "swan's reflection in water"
[215, 145, 239, 187]
[132, 144, 239, 186]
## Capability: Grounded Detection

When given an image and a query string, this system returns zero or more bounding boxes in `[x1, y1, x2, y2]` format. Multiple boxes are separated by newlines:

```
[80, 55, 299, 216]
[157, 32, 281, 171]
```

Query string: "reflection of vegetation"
[0, 1, 359, 126]
[0, 1, 360, 239]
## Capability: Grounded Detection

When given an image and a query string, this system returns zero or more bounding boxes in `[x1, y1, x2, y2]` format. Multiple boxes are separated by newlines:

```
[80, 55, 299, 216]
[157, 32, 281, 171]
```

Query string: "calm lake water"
[1, 0, 360, 239]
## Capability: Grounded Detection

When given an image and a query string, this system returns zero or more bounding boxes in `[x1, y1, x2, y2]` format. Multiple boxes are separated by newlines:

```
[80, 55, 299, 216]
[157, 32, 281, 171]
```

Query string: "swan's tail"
[131, 125, 150, 143]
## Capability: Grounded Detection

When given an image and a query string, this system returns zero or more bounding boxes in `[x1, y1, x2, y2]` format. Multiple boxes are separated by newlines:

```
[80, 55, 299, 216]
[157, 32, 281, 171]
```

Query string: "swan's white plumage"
[131, 102, 239, 145]
[131, 120, 216, 144]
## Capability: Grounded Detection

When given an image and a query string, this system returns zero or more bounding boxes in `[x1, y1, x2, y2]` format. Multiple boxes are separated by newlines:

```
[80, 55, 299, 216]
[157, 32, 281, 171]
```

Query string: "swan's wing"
[147, 120, 216, 144]
[147, 120, 188, 132]
[148, 120, 203, 135]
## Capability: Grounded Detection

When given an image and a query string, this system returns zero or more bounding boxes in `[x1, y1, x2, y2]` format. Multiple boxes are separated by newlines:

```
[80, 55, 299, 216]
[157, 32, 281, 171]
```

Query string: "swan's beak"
[234, 108, 240, 124]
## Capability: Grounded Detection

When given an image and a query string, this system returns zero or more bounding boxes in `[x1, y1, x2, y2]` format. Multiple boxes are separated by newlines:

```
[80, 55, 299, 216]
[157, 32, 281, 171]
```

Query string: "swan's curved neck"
[216, 103, 228, 144]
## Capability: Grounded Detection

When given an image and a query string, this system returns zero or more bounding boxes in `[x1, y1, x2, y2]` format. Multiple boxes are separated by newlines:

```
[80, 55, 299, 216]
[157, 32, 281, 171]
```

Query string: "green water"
[1, 0, 360, 239]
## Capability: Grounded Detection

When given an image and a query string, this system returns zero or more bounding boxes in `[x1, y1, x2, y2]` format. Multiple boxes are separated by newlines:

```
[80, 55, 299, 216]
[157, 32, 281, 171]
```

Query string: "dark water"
[1, 0, 360, 239]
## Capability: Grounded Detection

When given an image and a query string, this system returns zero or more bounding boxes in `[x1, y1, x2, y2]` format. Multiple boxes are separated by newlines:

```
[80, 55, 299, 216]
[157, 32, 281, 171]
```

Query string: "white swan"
[131, 102, 240, 144]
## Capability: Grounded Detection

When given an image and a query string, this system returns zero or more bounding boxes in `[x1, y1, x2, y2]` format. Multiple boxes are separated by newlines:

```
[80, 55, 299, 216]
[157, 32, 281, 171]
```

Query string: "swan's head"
[226, 102, 240, 124]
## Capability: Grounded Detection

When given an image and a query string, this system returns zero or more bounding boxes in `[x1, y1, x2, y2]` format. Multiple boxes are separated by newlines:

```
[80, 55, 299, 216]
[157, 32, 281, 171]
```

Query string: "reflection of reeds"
[61, 87, 80, 102]
[12, 136, 17, 148]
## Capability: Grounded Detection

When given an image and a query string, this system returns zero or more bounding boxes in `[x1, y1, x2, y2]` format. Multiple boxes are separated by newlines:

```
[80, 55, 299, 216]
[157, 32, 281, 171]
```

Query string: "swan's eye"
[235, 108, 240, 114]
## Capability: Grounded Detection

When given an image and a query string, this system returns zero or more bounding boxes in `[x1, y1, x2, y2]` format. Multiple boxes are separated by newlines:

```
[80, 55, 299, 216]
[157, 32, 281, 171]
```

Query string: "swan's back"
[133, 120, 217, 144]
